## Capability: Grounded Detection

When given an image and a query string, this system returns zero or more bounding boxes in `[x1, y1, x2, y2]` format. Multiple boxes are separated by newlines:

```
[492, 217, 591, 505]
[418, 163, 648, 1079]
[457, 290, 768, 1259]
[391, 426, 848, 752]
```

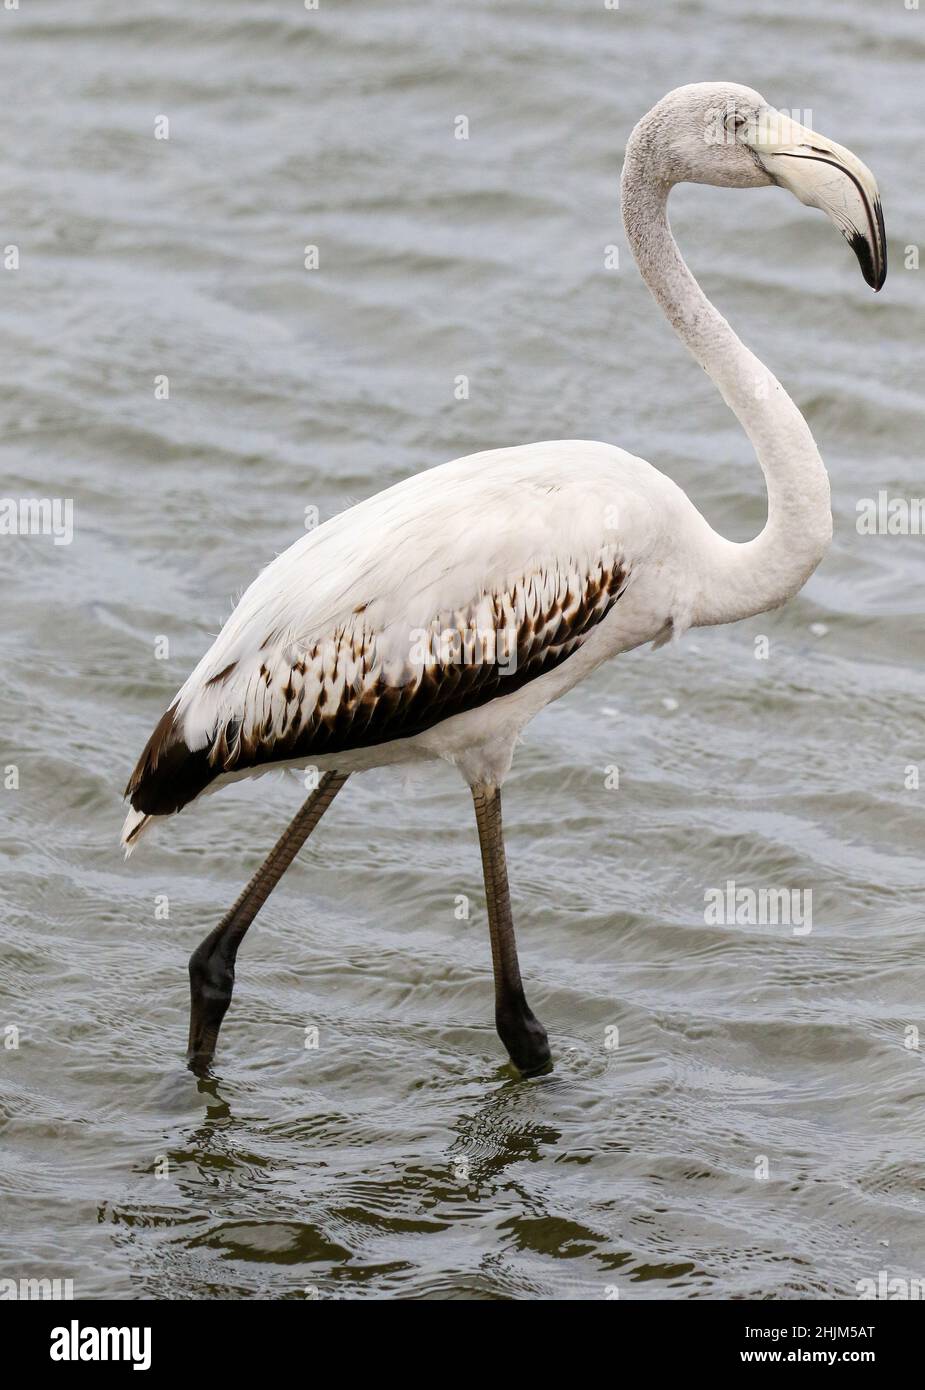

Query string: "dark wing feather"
[125, 552, 628, 817]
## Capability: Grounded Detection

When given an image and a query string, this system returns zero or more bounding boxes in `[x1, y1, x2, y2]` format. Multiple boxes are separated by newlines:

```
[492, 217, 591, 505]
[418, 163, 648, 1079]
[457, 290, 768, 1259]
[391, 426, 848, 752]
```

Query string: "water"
[1, 0, 924, 1300]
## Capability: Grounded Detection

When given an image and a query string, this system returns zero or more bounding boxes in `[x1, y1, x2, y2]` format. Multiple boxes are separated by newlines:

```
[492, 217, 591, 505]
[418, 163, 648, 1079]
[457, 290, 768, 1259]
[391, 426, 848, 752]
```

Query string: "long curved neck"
[621, 152, 832, 626]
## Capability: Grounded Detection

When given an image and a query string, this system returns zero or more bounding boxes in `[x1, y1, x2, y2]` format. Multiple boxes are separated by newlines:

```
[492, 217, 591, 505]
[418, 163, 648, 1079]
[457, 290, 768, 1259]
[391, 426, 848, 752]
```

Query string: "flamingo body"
[123, 440, 700, 846]
[120, 81, 886, 1077]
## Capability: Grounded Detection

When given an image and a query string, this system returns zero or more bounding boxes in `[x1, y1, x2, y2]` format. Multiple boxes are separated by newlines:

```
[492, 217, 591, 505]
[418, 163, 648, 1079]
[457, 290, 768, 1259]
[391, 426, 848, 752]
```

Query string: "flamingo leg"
[471, 783, 552, 1077]
[187, 770, 349, 1074]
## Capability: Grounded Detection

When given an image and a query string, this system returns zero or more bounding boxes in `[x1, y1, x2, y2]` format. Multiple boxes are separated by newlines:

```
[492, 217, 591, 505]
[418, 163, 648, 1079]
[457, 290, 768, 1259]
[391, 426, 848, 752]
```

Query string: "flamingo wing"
[123, 441, 666, 839]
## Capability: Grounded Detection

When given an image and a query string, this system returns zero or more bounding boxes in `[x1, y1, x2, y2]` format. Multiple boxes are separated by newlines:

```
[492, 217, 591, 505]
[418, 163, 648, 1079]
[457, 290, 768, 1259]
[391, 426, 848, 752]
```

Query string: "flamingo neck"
[620, 154, 832, 626]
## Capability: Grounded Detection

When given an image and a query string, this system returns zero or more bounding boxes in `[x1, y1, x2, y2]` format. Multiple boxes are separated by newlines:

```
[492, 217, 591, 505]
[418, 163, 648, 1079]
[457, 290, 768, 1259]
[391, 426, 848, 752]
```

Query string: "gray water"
[1, 0, 923, 1301]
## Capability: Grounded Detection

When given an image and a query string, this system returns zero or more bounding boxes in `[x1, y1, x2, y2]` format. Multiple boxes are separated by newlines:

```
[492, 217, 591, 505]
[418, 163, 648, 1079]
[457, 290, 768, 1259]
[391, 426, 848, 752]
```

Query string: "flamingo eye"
[724, 111, 748, 139]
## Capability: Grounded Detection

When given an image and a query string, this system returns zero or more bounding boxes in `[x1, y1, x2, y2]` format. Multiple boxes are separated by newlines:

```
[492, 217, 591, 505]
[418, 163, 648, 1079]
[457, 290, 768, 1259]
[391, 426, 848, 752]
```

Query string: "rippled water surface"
[1, 0, 924, 1300]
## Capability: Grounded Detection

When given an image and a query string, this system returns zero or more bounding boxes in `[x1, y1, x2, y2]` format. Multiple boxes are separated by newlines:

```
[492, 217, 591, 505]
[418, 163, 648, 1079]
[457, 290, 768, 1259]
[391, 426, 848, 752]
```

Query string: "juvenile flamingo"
[122, 83, 885, 1077]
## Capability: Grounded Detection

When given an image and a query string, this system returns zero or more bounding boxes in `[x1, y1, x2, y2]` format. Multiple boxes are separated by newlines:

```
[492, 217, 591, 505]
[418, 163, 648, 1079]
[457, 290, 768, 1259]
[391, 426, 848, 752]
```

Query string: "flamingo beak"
[746, 110, 887, 291]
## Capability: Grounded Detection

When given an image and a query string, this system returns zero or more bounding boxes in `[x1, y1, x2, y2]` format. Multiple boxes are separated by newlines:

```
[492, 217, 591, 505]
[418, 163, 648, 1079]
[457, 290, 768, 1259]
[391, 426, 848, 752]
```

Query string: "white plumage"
[123, 83, 887, 850]
[121, 82, 885, 1077]
[123, 440, 697, 849]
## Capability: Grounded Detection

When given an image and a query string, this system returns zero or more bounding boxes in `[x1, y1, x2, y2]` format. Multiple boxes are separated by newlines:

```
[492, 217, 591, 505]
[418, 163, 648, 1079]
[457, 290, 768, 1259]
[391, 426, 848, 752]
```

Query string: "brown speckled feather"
[126, 551, 628, 817]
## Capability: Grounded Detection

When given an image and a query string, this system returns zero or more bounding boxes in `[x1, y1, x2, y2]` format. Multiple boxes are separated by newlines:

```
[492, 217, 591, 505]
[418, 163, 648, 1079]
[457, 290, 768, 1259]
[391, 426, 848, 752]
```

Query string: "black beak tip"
[848, 223, 886, 293]
[873, 198, 887, 292]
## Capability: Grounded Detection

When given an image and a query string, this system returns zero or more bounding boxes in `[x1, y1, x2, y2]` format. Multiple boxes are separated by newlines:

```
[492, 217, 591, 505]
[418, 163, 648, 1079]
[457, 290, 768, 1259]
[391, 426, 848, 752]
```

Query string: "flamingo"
[122, 83, 886, 1078]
